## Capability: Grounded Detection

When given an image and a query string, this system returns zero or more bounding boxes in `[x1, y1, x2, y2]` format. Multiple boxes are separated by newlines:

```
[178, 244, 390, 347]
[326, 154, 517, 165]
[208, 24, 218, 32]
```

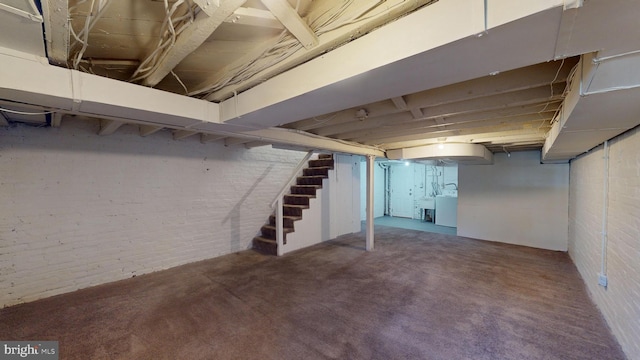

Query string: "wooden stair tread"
[269, 214, 302, 220]
[253, 154, 334, 255]
[253, 236, 277, 244]
[261, 225, 294, 233]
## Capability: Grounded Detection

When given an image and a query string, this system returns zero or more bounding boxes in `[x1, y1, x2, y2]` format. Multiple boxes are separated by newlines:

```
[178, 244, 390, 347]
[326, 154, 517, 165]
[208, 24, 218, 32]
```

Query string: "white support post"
[366, 154, 375, 251]
[276, 197, 284, 256]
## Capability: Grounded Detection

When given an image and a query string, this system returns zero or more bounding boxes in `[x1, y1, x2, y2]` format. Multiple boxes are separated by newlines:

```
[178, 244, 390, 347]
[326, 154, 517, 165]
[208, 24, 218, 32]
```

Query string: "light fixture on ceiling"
[437, 137, 446, 149]
[503, 146, 511, 158]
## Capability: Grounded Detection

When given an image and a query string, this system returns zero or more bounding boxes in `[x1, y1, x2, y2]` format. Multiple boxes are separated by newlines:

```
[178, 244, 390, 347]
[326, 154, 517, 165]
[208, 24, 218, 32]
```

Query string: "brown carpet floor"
[0, 227, 626, 360]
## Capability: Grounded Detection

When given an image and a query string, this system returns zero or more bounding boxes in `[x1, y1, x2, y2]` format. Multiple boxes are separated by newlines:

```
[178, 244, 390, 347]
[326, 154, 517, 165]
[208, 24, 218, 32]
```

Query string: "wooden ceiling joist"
[260, 0, 318, 49]
[98, 119, 125, 135]
[198, 0, 433, 101]
[141, 0, 247, 87]
[139, 125, 163, 137]
[226, 7, 284, 29]
[381, 129, 550, 150]
[41, 0, 70, 66]
[312, 94, 560, 139]
[344, 111, 557, 143]
[286, 59, 576, 132]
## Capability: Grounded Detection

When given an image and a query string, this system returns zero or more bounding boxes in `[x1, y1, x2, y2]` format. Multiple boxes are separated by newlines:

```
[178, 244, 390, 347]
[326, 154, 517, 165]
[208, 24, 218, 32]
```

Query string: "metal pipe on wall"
[600, 140, 610, 287]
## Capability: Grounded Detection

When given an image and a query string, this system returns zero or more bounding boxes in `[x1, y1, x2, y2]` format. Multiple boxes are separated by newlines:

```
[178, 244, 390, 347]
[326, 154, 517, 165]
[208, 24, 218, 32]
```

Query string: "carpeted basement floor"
[0, 227, 626, 360]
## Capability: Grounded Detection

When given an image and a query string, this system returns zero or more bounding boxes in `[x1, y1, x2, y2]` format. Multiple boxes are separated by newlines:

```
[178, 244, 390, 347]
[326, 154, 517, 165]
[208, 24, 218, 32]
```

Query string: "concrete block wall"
[0, 119, 305, 307]
[569, 127, 640, 359]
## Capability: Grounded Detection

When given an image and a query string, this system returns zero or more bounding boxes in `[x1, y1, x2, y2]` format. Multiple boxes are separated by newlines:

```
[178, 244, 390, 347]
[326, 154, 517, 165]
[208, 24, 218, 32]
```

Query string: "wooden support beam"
[51, 112, 63, 127]
[410, 108, 423, 119]
[391, 96, 408, 110]
[98, 119, 124, 135]
[139, 125, 163, 137]
[173, 130, 199, 140]
[192, 0, 220, 16]
[260, 0, 318, 49]
[225, 7, 283, 29]
[141, 0, 247, 87]
[41, 0, 69, 66]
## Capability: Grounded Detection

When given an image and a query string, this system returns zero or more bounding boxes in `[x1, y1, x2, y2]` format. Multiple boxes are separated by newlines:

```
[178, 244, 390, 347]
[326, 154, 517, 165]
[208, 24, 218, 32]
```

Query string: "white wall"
[458, 150, 569, 251]
[0, 120, 305, 307]
[569, 128, 640, 360]
[285, 154, 361, 253]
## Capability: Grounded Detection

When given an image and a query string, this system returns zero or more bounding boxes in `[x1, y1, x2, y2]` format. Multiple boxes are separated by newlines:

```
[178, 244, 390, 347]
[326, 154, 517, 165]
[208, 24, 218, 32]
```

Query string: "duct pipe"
[599, 140, 609, 287]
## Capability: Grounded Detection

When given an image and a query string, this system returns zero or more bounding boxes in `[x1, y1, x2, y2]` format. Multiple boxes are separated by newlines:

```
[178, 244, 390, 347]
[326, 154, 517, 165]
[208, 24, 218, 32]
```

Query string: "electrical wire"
[191, 0, 415, 99]
[0, 107, 55, 115]
[130, 0, 196, 82]
[171, 70, 189, 94]
[70, 0, 113, 70]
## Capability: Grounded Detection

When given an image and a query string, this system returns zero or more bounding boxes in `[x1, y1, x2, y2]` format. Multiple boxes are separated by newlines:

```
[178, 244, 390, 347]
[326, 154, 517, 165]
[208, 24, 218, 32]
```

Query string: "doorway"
[360, 159, 459, 236]
[389, 164, 414, 218]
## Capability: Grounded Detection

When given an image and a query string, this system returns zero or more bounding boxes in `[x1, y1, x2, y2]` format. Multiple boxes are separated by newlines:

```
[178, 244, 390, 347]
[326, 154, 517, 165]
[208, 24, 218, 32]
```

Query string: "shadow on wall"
[221, 165, 274, 251]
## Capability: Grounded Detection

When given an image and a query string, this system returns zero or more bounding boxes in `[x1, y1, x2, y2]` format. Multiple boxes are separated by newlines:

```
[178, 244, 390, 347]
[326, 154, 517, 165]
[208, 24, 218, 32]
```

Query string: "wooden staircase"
[253, 154, 334, 255]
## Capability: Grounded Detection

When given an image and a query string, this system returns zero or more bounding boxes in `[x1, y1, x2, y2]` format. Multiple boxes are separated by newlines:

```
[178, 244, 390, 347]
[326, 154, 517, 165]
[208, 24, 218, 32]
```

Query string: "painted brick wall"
[569, 127, 640, 360]
[0, 119, 305, 307]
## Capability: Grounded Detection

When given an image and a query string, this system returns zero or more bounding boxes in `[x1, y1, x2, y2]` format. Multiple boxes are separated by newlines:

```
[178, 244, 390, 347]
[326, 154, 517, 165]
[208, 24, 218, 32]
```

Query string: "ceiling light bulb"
[438, 144, 444, 150]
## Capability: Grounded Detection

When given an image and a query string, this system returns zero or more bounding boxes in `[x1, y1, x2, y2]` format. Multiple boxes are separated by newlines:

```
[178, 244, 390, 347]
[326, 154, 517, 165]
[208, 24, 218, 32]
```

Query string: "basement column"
[366, 154, 375, 251]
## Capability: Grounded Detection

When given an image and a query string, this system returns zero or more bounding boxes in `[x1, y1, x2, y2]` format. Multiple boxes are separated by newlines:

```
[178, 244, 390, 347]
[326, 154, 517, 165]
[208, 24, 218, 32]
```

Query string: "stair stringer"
[281, 176, 332, 254]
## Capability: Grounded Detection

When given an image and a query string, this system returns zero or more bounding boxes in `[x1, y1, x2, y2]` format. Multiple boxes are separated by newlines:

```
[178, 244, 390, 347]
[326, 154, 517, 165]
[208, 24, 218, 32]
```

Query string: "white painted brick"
[0, 119, 304, 307]
[569, 126, 640, 360]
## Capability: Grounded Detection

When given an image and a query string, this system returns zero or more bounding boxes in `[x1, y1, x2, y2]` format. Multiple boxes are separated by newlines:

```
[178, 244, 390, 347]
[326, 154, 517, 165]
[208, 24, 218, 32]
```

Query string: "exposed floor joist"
[98, 119, 124, 135]
[225, 7, 283, 29]
[285, 60, 577, 132]
[41, 0, 69, 66]
[260, 0, 318, 49]
[139, 125, 163, 137]
[140, 0, 247, 87]
[383, 129, 550, 150]
[199, 0, 435, 101]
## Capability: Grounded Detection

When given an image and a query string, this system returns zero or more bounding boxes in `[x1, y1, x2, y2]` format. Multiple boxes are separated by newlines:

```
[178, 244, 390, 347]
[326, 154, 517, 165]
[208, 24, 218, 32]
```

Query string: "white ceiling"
[0, 0, 639, 162]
